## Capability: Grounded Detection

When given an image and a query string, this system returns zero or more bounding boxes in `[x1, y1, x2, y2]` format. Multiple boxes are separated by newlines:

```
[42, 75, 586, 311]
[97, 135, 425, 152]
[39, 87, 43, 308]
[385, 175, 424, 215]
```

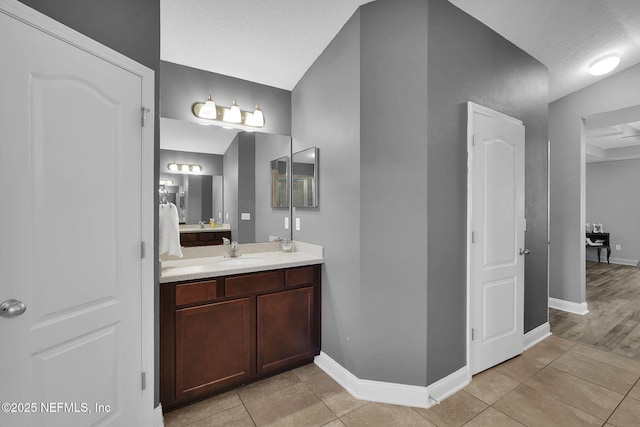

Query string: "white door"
[468, 103, 526, 375]
[0, 5, 146, 426]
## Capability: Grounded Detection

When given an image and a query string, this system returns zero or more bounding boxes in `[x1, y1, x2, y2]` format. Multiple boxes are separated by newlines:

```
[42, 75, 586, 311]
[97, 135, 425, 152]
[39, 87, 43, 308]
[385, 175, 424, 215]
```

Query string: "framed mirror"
[271, 156, 289, 208]
[292, 147, 318, 208]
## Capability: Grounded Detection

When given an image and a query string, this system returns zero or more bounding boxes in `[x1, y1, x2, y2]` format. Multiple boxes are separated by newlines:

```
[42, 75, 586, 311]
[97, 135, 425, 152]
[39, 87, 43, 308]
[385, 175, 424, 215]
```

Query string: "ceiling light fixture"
[588, 55, 621, 76]
[192, 95, 265, 128]
[167, 163, 203, 174]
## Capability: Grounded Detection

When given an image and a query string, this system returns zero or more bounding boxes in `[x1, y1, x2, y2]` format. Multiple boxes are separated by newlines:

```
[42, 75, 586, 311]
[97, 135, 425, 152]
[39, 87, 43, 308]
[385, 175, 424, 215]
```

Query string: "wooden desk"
[586, 232, 611, 264]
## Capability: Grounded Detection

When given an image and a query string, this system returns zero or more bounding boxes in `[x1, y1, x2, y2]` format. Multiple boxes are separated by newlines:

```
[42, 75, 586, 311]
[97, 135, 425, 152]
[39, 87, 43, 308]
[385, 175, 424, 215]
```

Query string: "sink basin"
[217, 257, 267, 266]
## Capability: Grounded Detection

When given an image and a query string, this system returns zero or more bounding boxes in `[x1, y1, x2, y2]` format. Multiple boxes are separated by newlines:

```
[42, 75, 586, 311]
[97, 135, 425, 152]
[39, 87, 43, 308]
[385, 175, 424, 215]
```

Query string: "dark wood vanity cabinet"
[180, 230, 232, 247]
[160, 265, 321, 411]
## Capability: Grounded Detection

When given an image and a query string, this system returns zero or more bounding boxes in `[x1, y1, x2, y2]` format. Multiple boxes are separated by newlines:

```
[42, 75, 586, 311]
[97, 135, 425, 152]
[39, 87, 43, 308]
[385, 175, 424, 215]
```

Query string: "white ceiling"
[161, 118, 239, 154]
[162, 0, 640, 101]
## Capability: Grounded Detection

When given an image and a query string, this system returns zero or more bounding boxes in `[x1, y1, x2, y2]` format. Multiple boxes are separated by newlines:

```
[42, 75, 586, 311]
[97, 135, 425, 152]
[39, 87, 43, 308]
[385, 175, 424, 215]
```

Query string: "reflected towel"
[159, 203, 183, 257]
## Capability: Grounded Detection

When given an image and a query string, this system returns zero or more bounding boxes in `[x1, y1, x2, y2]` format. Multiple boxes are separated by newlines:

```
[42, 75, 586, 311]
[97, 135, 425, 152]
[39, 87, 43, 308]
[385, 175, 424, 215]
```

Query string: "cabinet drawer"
[285, 266, 316, 287]
[225, 271, 283, 297]
[198, 232, 218, 242]
[175, 280, 217, 306]
[180, 233, 197, 242]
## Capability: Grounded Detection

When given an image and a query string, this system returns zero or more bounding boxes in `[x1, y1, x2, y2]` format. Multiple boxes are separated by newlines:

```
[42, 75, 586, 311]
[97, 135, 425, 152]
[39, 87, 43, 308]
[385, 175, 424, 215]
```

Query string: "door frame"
[0, 0, 156, 424]
[465, 101, 524, 377]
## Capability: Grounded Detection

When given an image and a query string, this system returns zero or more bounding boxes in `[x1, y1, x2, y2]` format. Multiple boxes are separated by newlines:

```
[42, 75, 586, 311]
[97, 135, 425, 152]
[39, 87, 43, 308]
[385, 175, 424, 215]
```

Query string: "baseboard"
[586, 256, 639, 266]
[314, 352, 469, 409]
[154, 404, 164, 427]
[549, 297, 589, 315]
[524, 322, 551, 350]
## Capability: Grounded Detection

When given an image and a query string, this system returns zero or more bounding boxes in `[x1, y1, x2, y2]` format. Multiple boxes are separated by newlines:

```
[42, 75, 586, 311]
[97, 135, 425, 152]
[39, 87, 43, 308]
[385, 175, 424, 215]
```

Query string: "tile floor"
[163, 335, 640, 426]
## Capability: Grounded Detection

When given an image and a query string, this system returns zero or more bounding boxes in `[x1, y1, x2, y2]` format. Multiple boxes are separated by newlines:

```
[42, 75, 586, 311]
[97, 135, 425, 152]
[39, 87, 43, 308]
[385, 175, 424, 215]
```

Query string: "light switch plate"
[295, 217, 301, 231]
[285, 217, 289, 229]
[241, 213, 251, 221]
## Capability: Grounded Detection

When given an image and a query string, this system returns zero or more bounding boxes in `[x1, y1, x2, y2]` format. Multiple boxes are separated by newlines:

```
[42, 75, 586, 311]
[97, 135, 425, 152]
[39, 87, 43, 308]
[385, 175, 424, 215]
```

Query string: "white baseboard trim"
[314, 352, 469, 409]
[524, 322, 551, 350]
[154, 404, 164, 427]
[549, 297, 589, 315]
[586, 255, 639, 267]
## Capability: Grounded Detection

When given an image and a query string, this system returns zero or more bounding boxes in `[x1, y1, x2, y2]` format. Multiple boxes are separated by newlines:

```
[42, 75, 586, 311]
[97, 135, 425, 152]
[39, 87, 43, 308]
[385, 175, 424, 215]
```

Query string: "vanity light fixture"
[159, 179, 174, 186]
[167, 163, 202, 174]
[192, 95, 265, 128]
[588, 54, 621, 76]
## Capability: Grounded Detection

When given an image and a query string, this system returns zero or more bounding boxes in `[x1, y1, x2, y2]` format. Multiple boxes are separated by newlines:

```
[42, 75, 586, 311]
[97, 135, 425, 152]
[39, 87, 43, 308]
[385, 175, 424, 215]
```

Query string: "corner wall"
[549, 62, 640, 303]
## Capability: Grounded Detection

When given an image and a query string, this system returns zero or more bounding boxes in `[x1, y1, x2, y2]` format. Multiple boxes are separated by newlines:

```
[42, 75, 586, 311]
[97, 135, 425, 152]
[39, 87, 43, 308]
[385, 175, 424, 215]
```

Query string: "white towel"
[159, 203, 183, 257]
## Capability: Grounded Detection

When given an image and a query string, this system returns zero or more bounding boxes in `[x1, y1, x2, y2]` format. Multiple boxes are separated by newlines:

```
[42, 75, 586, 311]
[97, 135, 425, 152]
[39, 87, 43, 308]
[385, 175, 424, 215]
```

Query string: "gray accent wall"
[160, 61, 291, 136]
[586, 159, 640, 264]
[224, 135, 240, 242]
[549, 63, 640, 303]
[293, 0, 548, 387]
[426, 0, 548, 383]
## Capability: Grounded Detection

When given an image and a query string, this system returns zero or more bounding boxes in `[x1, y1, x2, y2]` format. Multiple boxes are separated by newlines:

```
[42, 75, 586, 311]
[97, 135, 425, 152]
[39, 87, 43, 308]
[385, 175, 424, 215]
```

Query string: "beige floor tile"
[628, 380, 640, 400]
[522, 340, 566, 365]
[524, 366, 624, 420]
[493, 354, 545, 383]
[413, 391, 486, 426]
[305, 370, 366, 417]
[341, 403, 435, 427]
[550, 351, 639, 394]
[493, 384, 603, 427]
[571, 343, 640, 374]
[463, 407, 524, 426]
[237, 371, 302, 403]
[163, 391, 242, 427]
[543, 335, 577, 351]
[244, 382, 336, 427]
[191, 404, 256, 427]
[464, 369, 519, 405]
[294, 362, 326, 382]
[322, 420, 346, 427]
[607, 396, 640, 427]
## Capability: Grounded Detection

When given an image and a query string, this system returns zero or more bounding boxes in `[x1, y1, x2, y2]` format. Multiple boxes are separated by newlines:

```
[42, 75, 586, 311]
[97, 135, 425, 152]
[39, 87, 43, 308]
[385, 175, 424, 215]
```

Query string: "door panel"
[470, 104, 525, 375]
[0, 8, 144, 426]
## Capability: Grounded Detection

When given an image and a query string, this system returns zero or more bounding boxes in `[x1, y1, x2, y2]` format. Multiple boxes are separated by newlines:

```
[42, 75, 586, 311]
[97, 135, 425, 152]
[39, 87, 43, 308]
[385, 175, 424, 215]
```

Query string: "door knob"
[0, 299, 26, 318]
[519, 248, 531, 256]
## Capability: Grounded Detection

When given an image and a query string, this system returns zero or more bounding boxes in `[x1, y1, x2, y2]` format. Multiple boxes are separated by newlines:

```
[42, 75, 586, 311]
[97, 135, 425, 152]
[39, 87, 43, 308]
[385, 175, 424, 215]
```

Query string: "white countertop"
[160, 242, 323, 283]
[179, 224, 231, 233]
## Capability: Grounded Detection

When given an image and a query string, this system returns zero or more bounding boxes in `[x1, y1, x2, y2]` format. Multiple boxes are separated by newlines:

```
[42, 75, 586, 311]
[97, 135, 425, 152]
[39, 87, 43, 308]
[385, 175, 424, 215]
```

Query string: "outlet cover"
[284, 217, 289, 229]
[295, 217, 301, 231]
[241, 213, 251, 221]
[616, 244, 621, 250]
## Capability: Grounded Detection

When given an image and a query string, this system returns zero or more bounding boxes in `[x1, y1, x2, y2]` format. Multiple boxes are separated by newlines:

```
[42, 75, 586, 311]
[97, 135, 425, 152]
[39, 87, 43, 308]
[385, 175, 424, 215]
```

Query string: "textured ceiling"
[161, 0, 373, 90]
[162, 0, 640, 100]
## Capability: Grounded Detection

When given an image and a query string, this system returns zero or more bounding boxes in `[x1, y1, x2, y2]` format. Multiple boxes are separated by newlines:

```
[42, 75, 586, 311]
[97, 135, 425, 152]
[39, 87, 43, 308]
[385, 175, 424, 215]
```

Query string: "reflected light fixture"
[588, 54, 621, 76]
[192, 95, 265, 128]
[167, 163, 202, 174]
[159, 179, 174, 185]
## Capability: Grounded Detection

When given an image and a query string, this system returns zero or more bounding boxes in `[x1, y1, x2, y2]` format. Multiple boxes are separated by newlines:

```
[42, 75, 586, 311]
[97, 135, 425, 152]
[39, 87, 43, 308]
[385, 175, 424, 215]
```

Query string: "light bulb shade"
[588, 55, 620, 76]
[226, 100, 242, 123]
[252, 105, 265, 127]
[191, 165, 202, 173]
[199, 95, 217, 119]
[168, 163, 179, 172]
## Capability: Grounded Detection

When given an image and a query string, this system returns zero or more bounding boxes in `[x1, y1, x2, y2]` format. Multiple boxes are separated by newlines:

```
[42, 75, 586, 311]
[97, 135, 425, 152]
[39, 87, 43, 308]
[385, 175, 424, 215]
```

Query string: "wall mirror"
[271, 156, 289, 208]
[292, 147, 318, 208]
[160, 117, 292, 244]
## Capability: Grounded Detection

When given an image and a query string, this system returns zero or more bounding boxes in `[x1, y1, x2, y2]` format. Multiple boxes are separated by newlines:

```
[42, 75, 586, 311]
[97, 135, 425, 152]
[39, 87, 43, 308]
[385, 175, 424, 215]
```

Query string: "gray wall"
[586, 159, 640, 264]
[224, 135, 240, 242]
[426, 0, 549, 383]
[293, 0, 548, 387]
[359, 0, 429, 386]
[16, 0, 163, 406]
[549, 62, 640, 303]
[292, 10, 362, 375]
[160, 61, 291, 136]
[237, 133, 256, 243]
[255, 133, 292, 242]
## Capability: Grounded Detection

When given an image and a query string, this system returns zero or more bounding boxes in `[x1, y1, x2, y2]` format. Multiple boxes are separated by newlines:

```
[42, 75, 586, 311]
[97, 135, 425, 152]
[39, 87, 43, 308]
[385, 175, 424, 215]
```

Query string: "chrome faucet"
[229, 241, 240, 258]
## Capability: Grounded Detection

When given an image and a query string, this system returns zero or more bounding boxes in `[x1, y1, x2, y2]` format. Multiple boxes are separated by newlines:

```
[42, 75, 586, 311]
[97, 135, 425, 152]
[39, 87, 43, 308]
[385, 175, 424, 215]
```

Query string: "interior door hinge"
[472, 231, 475, 244]
[141, 372, 146, 390]
[471, 328, 475, 341]
[141, 107, 150, 127]
[141, 241, 146, 259]
[472, 135, 479, 147]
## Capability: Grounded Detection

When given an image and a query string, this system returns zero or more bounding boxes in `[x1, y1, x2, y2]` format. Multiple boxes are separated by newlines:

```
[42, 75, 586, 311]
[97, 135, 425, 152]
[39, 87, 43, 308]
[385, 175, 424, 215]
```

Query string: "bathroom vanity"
[159, 244, 322, 411]
[179, 224, 232, 247]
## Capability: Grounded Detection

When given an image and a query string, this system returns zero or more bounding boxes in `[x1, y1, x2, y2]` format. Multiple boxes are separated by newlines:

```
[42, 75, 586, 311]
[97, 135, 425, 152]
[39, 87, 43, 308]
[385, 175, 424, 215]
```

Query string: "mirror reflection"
[271, 156, 289, 208]
[292, 147, 318, 208]
[160, 118, 292, 244]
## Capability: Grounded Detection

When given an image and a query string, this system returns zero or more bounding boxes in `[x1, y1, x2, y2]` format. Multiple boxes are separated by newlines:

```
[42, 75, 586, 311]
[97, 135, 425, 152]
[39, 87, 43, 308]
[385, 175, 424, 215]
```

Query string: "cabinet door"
[257, 287, 313, 375]
[175, 298, 251, 401]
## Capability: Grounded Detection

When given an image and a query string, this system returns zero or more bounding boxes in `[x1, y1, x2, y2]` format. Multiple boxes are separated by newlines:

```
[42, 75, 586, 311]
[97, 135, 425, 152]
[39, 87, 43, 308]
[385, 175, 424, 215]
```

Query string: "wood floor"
[550, 261, 640, 360]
